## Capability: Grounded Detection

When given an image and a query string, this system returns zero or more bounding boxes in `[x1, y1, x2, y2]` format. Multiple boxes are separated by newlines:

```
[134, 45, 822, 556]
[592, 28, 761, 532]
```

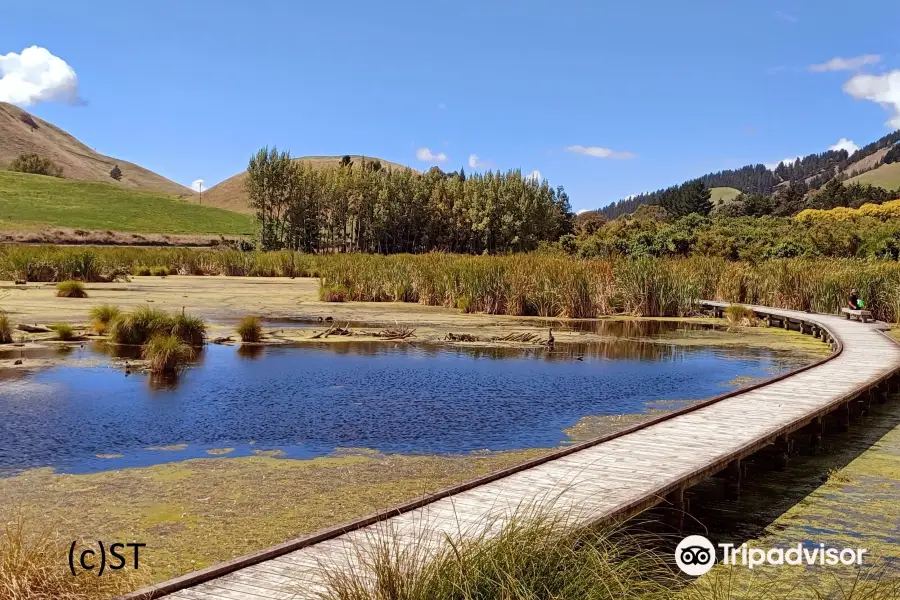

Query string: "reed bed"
[107, 306, 206, 346]
[0, 314, 12, 344]
[5, 246, 900, 320]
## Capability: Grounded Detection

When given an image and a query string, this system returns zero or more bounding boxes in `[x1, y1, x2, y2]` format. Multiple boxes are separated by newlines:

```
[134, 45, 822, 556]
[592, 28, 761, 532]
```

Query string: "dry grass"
[724, 304, 756, 325]
[55, 280, 87, 298]
[237, 316, 262, 342]
[87, 304, 120, 335]
[171, 312, 207, 346]
[0, 101, 190, 195]
[320, 283, 349, 302]
[0, 516, 142, 600]
[107, 306, 173, 345]
[0, 314, 11, 344]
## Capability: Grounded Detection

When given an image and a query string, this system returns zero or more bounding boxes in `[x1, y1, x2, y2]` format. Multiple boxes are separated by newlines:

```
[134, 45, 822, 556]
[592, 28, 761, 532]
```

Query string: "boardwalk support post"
[772, 434, 792, 469]
[724, 459, 741, 500]
[665, 486, 688, 532]
[837, 402, 851, 432]
[806, 417, 823, 453]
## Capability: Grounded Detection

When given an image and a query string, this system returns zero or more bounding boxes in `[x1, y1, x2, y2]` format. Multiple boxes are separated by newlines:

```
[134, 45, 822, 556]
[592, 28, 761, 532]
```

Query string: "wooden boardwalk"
[124, 303, 900, 600]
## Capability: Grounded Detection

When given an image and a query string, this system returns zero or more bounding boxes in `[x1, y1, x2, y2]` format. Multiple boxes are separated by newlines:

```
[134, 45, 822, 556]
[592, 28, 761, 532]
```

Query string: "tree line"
[599, 130, 900, 218]
[245, 148, 573, 254]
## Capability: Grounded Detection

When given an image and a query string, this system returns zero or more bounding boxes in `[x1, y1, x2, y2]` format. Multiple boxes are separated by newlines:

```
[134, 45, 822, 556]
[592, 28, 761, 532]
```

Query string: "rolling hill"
[710, 187, 741, 205]
[847, 162, 900, 191]
[0, 170, 253, 236]
[0, 102, 192, 196]
[202, 155, 413, 214]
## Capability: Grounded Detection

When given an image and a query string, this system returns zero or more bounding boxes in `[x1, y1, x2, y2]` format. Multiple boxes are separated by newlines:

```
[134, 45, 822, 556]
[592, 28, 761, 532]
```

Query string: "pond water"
[0, 321, 808, 475]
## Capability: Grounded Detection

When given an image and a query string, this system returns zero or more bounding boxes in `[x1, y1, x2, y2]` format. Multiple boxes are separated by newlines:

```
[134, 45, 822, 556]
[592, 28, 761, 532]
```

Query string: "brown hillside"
[202, 155, 414, 214]
[0, 102, 192, 196]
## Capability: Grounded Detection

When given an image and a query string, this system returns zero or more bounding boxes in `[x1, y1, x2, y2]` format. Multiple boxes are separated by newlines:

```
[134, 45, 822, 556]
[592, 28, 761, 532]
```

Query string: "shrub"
[724, 304, 756, 325]
[171, 312, 206, 346]
[149, 266, 170, 277]
[109, 165, 122, 181]
[132, 265, 152, 276]
[319, 283, 348, 302]
[141, 334, 194, 373]
[108, 306, 173, 345]
[49, 323, 77, 341]
[9, 152, 63, 177]
[0, 314, 12, 344]
[237, 316, 262, 342]
[55, 281, 87, 298]
[88, 304, 121, 335]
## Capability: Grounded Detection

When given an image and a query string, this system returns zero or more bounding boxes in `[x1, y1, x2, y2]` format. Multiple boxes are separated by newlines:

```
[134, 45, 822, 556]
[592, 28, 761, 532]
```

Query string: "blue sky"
[1, 0, 899, 212]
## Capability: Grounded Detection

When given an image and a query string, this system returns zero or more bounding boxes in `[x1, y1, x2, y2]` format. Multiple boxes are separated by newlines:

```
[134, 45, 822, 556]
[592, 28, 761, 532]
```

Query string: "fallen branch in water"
[445, 332, 480, 342]
[373, 325, 416, 340]
[312, 322, 353, 339]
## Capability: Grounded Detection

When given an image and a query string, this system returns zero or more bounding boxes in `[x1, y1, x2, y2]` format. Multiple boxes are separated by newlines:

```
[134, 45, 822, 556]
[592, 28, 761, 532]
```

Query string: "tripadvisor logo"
[675, 535, 716, 576]
[675, 535, 869, 576]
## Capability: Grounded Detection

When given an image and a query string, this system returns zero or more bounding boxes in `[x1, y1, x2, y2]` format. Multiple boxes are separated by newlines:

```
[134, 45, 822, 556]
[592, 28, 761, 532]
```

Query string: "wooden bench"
[842, 307, 873, 323]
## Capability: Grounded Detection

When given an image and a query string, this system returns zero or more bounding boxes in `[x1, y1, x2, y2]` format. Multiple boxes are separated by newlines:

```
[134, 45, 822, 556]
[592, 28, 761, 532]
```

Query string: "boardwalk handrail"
[120, 303, 886, 600]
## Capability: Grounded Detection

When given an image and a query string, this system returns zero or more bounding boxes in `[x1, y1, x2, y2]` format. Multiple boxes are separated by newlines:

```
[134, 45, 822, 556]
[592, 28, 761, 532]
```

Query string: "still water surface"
[0, 321, 806, 474]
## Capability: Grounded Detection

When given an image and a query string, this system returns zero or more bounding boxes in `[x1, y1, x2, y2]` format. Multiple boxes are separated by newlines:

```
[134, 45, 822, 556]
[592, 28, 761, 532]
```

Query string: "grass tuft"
[132, 265, 151, 276]
[724, 304, 756, 326]
[237, 316, 262, 342]
[141, 333, 195, 373]
[0, 314, 11, 344]
[107, 306, 173, 345]
[171, 312, 207, 346]
[149, 265, 170, 277]
[88, 304, 121, 335]
[55, 280, 87, 298]
[49, 323, 77, 341]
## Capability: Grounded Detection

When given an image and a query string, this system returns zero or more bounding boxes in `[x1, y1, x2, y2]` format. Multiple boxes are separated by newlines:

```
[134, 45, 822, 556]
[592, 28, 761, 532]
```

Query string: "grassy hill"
[0, 171, 253, 235]
[710, 186, 741, 205]
[0, 102, 192, 196]
[847, 162, 900, 191]
[203, 155, 413, 214]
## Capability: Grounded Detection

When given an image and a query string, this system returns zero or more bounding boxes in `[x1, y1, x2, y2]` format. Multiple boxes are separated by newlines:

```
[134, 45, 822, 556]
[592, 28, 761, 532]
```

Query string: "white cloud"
[468, 153, 492, 169]
[809, 54, 881, 73]
[191, 179, 206, 192]
[415, 147, 448, 163]
[564, 145, 637, 160]
[828, 138, 860, 154]
[843, 70, 900, 128]
[774, 10, 798, 22]
[0, 46, 80, 106]
[765, 157, 800, 170]
[524, 170, 542, 182]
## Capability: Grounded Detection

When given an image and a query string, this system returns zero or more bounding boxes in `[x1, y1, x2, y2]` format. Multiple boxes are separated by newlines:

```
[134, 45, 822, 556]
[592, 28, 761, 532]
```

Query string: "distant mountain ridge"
[0, 102, 192, 196]
[599, 130, 900, 219]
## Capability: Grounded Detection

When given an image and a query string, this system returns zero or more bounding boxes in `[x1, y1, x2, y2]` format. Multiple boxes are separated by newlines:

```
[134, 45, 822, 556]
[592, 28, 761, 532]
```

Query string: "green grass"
[108, 306, 173, 345]
[171, 312, 206, 346]
[847, 162, 900, 191]
[0, 171, 254, 235]
[710, 186, 742, 205]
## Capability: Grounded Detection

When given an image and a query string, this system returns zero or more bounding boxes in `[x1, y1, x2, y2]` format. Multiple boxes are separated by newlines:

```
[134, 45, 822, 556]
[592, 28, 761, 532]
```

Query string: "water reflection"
[0, 327, 800, 474]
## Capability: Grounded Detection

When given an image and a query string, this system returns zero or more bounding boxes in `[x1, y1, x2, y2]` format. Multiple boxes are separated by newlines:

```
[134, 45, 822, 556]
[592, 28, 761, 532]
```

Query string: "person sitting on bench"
[848, 288, 861, 310]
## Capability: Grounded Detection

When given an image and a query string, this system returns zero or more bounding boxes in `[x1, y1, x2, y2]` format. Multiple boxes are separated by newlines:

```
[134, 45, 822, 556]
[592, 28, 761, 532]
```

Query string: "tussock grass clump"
[320, 283, 349, 302]
[132, 264, 151, 276]
[171, 312, 206, 346]
[87, 304, 120, 335]
[149, 265, 170, 276]
[0, 314, 12, 344]
[54, 280, 87, 298]
[724, 304, 756, 326]
[108, 306, 173, 345]
[141, 334, 195, 373]
[49, 323, 77, 341]
[237, 316, 262, 342]
[0, 517, 142, 600]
